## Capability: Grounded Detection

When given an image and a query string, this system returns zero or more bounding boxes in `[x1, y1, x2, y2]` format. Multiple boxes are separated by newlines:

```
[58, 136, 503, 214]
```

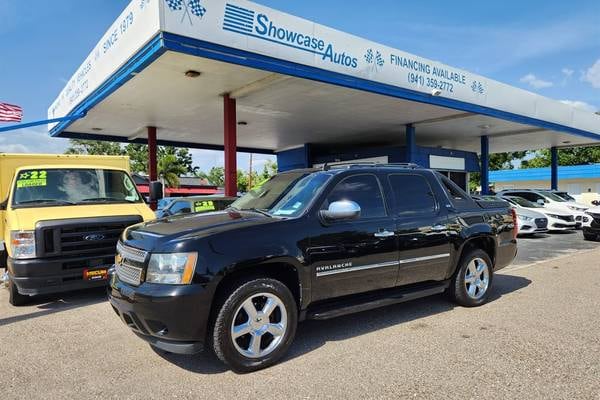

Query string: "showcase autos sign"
[222, 3, 359, 69]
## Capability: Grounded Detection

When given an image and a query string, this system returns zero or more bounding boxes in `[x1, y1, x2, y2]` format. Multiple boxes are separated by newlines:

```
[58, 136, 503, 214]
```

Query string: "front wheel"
[210, 278, 298, 373]
[8, 278, 29, 307]
[450, 249, 493, 307]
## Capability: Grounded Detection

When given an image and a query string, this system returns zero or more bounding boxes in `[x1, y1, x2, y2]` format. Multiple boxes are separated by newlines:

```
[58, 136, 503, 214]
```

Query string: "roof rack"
[322, 162, 422, 171]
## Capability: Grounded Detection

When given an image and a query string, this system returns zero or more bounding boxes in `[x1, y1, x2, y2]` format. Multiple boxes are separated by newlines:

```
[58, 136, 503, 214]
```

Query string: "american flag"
[0, 102, 23, 122]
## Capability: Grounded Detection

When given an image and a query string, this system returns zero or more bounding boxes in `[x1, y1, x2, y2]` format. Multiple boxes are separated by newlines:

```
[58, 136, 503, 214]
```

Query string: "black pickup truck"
[109, 164, 517, 372]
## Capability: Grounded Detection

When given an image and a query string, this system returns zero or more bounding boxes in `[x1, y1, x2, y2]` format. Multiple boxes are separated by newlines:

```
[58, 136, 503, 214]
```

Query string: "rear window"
[388, 174, 436, 214]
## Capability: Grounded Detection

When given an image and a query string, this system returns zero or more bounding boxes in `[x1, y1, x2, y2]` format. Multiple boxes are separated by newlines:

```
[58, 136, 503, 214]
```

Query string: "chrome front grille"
[115, 262, 143, 286]
[115, 242, 148, 286]
[117, 241, 148, 263]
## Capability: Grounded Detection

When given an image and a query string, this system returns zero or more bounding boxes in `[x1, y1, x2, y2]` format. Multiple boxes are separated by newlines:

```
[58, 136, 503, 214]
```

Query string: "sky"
[0, 0, 599, 172]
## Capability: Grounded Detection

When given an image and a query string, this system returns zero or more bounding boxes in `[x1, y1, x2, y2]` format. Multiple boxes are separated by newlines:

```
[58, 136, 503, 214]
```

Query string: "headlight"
[518, 215, 533, 221]
[10, 230, 36, 259]
[547, 214, 560, 219]
[567, 205, 586, 211]
[146, 252, 197, 284]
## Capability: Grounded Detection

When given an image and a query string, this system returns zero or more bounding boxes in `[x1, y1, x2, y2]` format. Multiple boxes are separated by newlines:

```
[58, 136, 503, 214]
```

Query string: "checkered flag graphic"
[188, 0, 207, 17]
[165, 0, 183, 11]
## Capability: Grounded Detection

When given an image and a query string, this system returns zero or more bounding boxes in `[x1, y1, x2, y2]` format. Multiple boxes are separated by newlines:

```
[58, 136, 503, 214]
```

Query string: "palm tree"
[158, 154, 187, 190]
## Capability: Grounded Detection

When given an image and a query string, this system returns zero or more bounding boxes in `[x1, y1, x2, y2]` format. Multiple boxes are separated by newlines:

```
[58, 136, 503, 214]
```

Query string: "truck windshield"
[230, 171, 331, 217]
[12, 168, 142, 208]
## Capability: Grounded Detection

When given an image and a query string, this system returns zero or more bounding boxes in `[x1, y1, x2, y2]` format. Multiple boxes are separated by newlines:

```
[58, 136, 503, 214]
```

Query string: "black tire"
[210, 278, 298, 373]
[583, 233, 598, 241]
[450, 249, 493, 307]
[8, 278, 29, 307]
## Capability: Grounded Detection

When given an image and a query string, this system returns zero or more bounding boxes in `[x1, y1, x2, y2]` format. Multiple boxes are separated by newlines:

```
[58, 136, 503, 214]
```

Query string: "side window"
[322, 174, 386, 219]
[388, 174, 436, 214]
[514, 192, 539, 203]
[439, 174, 471, 208]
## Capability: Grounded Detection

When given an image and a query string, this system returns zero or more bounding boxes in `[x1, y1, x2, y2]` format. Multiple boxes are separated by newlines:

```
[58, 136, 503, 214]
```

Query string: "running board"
[305, 282, 450, 320]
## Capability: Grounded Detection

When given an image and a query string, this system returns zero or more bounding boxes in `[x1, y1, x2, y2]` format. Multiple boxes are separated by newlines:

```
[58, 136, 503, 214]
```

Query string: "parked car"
[583, 209, 600, 241]
[498, 189, 589, 228]
[109, 164, 517, 372]
[155, 195, 238, 218]
[497, 195, 555, 235]
[0, 153, 156, 306]
[551, 190, 577, 202]
[498, 195, 576, 232]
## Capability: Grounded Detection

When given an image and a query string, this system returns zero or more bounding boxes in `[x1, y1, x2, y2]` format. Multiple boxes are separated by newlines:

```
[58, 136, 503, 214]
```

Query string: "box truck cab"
[0, 154, 155, 306]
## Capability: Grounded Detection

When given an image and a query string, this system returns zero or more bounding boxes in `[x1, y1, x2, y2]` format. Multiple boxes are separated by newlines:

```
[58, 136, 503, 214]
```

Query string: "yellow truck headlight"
[10, 230, 36, 259]
[146, 252, 197, 284]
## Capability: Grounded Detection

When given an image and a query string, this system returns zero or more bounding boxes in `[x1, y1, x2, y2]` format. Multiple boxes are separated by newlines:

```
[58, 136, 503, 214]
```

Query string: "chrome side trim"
[399, 253, 450, 265]
[316, 260, 399, 277]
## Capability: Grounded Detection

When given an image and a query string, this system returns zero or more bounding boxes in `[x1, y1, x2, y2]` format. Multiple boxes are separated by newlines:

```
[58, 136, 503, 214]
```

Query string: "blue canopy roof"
[490, 164, 600, 182]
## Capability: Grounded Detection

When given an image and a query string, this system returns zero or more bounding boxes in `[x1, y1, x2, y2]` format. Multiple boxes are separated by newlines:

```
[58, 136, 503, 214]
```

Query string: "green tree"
[207, 166, 225, 186]
[260, 160, 278, 180]
[124, 144, 149, 174]
[522, 146, 600, 168]
[469, 152, 528, 192]
[158, 154, 187, 188]
[236, 169, 260, 193]
[65, 139, 124, 155]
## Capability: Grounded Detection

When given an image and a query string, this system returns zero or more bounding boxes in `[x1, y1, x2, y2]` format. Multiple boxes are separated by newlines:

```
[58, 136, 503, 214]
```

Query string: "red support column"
[147, 126, 158, 210]
[224, 94, 237, 196]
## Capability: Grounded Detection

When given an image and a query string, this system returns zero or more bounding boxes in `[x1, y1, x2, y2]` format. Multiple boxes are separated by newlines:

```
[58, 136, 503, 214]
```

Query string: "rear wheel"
[450, 249, 493, 307]
[210, 278, 298, 373]
[8, 278, 29, 307]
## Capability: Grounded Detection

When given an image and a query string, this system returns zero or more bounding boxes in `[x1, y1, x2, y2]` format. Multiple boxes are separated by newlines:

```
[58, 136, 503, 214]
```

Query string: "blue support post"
[0, 113, 86, 133]
[551, 147, 558, 190]
[405, 123, 416, 163]
[480, 135, 489, 195]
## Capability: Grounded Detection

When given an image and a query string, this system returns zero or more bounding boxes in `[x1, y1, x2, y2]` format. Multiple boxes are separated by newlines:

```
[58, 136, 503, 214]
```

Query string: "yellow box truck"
[0, 153, 155, 305]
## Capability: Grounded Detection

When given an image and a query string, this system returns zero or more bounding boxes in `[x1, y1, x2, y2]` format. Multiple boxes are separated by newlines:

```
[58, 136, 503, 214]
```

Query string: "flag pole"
[0, 113, 86, 133]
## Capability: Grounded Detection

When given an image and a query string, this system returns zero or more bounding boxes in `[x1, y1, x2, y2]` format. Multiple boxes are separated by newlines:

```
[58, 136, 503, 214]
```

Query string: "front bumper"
[7, 253, 114, 296]
[108, 273, 214, 354]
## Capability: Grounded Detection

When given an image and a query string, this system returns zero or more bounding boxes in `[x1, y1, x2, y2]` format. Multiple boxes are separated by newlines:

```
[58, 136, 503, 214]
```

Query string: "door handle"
[430, 224, 447, 232]
[374, 230, 395, 238]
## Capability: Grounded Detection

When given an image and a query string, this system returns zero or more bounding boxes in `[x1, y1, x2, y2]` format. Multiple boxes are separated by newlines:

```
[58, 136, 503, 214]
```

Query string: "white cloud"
[0, 127, 69, 154]
[582, 59, 600, 88]
[519, 73, 554, 89]
[561, 68, 574, 77]
[559, 100, 598, 112]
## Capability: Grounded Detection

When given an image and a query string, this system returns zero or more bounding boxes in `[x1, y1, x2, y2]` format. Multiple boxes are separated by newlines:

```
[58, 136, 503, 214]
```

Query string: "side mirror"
[149, 181, 163, 202]
[320, 200, 361, 221]
[592, 200, 600, 206]
[0, 199, 6, 211]
[536, 199, 545, 206]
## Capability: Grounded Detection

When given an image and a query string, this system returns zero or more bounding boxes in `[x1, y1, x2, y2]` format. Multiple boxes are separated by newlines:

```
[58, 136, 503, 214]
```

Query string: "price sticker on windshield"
[16, 170, 47, 188]
[194, 200, 215, 212]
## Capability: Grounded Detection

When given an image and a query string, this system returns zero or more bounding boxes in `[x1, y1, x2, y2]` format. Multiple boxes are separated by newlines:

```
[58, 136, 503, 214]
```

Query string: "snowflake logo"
[364, 48, 384, 74]
[165, 0, 206, 25]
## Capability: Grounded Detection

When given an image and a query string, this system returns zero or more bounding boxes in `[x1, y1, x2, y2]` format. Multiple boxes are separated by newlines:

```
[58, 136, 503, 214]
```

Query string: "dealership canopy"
[47, 0, 600, 195]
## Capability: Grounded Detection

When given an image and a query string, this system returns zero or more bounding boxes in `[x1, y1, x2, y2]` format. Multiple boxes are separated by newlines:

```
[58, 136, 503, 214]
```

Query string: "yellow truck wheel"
[8, 278, 29, 307]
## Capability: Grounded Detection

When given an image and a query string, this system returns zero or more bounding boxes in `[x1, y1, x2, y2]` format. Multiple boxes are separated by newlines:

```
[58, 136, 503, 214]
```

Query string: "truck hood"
[123, 210, 279, 250]
[9, 203, 153, 230]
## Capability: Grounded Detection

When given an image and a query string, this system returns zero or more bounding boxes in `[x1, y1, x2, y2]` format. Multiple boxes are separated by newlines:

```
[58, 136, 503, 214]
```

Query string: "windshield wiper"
[80, 197, 136, 203]
[17, 199, 76, 206]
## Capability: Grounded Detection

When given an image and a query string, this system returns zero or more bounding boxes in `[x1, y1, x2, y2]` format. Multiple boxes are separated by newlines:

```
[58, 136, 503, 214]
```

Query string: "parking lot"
[1, 232, 599, 400]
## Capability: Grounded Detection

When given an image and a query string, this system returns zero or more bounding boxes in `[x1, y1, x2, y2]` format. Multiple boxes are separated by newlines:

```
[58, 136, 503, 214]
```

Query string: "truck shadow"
[154, 273, 531, 374]
[0, 287, 107, 328]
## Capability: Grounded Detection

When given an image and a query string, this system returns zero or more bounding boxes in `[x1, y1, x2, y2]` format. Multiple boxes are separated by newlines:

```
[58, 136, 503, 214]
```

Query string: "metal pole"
[405, 123, 416, 163]
[224, 94, 237, 197]
[147, 126, 158, 210]
[480, 135, 489, 195]
[551, 147, 558, 190]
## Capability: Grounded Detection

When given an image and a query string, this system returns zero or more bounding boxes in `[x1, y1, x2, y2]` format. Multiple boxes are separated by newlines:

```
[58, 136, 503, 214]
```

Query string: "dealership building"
[40, 0, 600, 196]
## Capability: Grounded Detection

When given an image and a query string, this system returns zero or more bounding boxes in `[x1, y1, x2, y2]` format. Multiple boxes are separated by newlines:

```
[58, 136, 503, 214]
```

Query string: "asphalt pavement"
[1, 232, 599, 399]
